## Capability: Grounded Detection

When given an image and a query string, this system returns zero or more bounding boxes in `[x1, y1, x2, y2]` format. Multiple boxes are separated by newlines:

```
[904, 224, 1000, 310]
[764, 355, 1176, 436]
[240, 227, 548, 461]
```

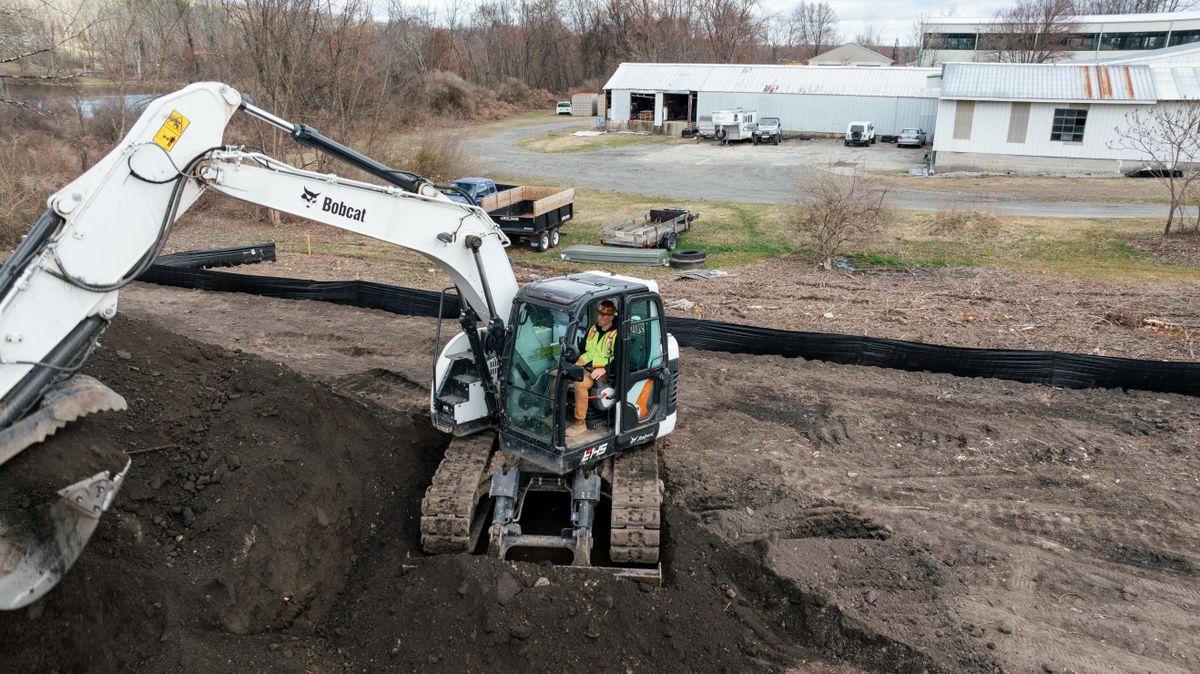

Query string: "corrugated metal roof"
[603, 63, 940, 99]
[941, 63, 1156, 102]
[1151, 65, 1200, 99]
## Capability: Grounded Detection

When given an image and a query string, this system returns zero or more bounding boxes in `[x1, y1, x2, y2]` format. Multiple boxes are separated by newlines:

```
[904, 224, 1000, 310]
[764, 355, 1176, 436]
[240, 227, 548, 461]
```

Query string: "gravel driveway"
[473, 118, 1180, 219]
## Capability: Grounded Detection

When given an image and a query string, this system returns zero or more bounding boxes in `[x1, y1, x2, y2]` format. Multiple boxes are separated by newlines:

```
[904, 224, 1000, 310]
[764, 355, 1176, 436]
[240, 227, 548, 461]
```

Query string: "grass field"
[517, 130, 686, 154]
[172, 187, 1197, 287]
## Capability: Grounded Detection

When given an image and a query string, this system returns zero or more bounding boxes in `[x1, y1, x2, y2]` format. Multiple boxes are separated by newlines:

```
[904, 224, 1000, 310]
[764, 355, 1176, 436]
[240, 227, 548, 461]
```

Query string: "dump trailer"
[481, 184, 575, 252]
[601, 208, 697, 251]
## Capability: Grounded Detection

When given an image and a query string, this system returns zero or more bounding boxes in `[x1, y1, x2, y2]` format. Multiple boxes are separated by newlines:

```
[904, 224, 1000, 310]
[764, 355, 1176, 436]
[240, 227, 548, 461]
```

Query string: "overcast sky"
[755, 1, 1011, 45]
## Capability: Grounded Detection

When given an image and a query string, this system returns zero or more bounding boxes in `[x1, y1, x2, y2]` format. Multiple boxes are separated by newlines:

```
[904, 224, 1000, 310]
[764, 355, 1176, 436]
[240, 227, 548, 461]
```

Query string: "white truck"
[845, 121, 876, 147]
[711, 109, 758, 145]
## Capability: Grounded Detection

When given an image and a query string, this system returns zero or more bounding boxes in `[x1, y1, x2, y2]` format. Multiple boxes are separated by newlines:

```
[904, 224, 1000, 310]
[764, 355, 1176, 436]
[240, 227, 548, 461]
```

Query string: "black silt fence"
[139, 252, 1200, 398]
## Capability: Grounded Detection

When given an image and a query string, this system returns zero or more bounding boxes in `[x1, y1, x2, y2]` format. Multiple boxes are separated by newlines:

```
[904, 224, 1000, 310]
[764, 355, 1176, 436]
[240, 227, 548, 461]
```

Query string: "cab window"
[626, 298, 664, 372]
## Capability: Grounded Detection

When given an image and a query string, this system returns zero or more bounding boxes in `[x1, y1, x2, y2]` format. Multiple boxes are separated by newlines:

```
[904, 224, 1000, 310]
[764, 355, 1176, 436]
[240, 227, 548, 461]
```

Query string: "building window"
[1168, 29, 1200, 47]
[924, 33, 978, 50]
[1060, 33, 1099, 51]
[1099, 31, 1167, 51]
[953, 100, 975, 141]
[1051, 108, 1087, 142]
[1007, 102, 1030, 144]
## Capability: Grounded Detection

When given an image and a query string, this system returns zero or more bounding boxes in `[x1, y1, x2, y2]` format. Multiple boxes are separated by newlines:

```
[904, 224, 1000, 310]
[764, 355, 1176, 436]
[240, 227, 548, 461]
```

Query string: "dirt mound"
[2, 317, 898, 673]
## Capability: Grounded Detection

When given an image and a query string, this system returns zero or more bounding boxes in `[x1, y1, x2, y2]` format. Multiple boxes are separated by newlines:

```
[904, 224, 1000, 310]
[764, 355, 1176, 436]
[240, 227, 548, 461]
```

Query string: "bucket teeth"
[0, 461, 131, 610]
[0, 375, 127, 469]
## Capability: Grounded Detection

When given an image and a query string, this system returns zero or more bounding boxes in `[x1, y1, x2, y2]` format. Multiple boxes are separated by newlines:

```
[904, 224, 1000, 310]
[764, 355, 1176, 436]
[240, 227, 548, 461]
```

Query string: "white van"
[556, 101, 572, 115]
[845, 121, 875, 147]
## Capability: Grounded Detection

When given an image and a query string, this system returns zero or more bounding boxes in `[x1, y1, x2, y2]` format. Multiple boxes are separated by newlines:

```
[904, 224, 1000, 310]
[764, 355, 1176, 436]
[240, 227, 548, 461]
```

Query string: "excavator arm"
[0, 82, 518, 609]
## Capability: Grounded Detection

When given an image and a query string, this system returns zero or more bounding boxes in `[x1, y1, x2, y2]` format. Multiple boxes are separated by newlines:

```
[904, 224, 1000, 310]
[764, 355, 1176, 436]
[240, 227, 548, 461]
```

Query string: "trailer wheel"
[536, 232, 550, 252]
[549, 228, 561, 248]
[661, 232, 679, 251]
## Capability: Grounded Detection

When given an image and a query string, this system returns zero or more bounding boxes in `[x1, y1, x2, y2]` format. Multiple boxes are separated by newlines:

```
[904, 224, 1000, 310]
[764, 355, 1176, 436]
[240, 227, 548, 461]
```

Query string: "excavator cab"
[499, 272, 675, 474]
[486, 273, 677, 571]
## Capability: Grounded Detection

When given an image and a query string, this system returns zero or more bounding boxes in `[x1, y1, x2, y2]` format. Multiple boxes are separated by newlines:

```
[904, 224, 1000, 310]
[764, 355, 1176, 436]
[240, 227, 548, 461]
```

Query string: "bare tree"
[697, 0, 766, 63]
[853, 20, 881, 50]
[785, 1, 839, 61]
[986, 0, 1078, 64]
[1109, 103, 1200, 236]
[1071, 0, 1197, 12]
[793, 169, 891, 270]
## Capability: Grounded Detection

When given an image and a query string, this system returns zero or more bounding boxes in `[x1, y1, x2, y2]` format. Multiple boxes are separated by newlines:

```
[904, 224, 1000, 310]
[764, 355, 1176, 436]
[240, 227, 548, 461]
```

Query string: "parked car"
[753, 117, 782, 145]
[896, 127, 927, 148]
[844, 121, 875, 147]
[556, 101, 572, 115]
[444, 177, 500, 206]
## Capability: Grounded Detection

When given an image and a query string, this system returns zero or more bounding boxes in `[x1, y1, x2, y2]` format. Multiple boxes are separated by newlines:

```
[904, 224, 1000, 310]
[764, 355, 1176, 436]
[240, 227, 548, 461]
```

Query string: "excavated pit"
[0, 317, 993, 673]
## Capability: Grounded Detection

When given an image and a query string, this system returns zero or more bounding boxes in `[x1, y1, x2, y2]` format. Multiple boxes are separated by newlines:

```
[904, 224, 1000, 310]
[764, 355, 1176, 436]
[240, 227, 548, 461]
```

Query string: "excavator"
[0, 82, 676, 610]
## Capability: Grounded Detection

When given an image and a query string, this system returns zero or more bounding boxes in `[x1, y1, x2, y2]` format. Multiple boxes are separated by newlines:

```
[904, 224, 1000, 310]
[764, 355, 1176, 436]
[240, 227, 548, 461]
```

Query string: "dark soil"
[5, 286, 1197, 674]
[1, 317, 880, 674]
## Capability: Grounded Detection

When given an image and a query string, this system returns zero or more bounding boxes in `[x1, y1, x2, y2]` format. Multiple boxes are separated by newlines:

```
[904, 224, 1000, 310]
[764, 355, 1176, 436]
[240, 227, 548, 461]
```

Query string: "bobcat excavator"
[0, 83, 676, 610]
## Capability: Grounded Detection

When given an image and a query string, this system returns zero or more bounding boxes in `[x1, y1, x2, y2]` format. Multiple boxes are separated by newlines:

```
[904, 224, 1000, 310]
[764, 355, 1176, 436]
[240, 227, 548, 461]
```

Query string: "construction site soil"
[2, 284, 1198, 674]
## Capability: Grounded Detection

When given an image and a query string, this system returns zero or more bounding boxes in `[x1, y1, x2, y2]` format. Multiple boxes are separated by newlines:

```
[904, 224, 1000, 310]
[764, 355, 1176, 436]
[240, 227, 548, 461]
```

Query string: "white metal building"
[932, 61, 1200, 174]
[602, 63, 940, 135]
[920, 10, 1200, 66]
[807, 43, 893, 67]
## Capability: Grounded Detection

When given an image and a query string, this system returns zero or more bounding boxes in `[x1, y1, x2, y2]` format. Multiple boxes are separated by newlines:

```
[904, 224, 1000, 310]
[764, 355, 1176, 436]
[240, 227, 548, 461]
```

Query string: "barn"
[602, 63, 941, 136]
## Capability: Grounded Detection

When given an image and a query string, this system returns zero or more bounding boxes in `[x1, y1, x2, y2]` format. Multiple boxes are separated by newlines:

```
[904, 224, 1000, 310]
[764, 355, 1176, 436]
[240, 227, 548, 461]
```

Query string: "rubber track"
[609, 446, 662, 564]
[420, 432, 496, 554]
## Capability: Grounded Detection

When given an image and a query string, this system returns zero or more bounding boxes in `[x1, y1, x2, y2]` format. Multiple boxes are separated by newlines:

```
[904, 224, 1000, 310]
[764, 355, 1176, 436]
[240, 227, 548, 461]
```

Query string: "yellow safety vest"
[579, 325, 617, 368]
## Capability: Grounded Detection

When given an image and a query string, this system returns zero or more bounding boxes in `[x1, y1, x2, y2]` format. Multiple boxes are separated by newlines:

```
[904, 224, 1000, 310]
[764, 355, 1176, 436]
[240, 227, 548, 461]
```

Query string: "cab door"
[618, 294, 668, 442]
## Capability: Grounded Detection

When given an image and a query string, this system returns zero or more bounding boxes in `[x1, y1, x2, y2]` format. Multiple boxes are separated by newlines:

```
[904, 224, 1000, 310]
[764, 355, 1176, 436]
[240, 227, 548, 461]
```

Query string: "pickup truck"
[445, 178, 575, 252]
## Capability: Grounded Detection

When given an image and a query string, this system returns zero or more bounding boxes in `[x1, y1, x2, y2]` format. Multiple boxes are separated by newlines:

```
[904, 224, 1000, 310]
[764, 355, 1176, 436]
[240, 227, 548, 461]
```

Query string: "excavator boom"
[0, 83, 517, 609]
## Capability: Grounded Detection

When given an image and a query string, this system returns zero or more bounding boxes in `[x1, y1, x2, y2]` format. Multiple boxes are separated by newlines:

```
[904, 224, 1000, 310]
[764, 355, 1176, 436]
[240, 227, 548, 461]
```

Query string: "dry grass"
[883, 174, 1191, 205]
[922, 208, 1004, 238]
[518, 130, 683, 154]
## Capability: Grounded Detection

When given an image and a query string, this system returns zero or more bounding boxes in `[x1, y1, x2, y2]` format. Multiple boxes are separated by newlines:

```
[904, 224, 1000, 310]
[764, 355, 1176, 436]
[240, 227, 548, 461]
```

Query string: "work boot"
[566, 421, 587, 438]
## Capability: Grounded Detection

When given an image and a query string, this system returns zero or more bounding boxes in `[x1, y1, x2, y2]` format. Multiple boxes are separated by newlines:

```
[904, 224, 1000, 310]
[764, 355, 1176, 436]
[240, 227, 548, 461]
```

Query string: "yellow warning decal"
[153, 110, 190, 151]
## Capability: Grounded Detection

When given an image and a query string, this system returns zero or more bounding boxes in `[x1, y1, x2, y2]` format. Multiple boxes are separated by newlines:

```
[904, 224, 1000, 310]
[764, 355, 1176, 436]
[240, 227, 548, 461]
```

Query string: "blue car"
[443, 177, 499, 206]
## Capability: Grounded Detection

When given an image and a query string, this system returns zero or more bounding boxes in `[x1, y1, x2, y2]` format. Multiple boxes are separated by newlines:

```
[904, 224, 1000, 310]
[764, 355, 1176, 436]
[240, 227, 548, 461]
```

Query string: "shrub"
[422, 71, 481, 118]
[792, 169, 891, 270]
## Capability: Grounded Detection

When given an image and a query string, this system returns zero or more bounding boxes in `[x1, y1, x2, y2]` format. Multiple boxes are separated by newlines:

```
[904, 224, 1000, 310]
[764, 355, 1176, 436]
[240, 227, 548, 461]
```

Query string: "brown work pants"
[574, 369, 607, 421]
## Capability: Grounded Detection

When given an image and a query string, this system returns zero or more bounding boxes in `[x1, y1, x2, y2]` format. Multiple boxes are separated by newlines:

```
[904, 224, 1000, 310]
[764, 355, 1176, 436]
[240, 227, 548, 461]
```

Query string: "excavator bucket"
[0, 375, 129, 610]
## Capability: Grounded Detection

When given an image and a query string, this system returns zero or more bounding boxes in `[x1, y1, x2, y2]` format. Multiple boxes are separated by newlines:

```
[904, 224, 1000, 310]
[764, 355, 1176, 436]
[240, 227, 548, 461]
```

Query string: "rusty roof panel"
[942, 63, 1156, 103]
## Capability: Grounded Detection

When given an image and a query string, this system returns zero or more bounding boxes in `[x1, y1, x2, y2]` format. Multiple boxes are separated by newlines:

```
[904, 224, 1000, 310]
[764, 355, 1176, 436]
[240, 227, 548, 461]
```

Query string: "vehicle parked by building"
[712, 109, 758, 145]
[896, 127, 927, 148]
[601, 208, 698, 251]
[696, 115, 715, 138]
[845, 121, 876, 146]
[753, 117, 782, 145]
[556, 101, 572, 115]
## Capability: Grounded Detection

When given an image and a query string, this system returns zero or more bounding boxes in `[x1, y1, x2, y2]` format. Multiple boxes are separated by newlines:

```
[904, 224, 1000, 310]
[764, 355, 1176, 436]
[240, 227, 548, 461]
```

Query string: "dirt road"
[3, 284, 1193, 673]
[473, 118, 1182, 219]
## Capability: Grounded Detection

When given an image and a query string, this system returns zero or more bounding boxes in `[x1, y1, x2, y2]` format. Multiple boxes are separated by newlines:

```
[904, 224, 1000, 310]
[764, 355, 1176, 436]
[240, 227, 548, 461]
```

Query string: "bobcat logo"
[301, 187, 320, 206]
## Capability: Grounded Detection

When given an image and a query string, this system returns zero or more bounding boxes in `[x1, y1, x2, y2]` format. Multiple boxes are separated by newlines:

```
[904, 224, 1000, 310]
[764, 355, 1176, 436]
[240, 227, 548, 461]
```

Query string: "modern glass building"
[919, 11, 1200, 65]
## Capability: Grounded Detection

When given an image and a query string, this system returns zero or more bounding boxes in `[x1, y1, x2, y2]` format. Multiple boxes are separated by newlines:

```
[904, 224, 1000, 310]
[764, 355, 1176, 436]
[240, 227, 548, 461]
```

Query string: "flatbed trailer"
[481, 185, 575, 252]
[600, 208, 698, 251]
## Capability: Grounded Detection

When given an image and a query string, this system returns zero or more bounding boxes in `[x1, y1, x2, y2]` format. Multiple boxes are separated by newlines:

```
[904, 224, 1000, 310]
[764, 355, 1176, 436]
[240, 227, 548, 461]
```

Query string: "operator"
[568, 299, 618, 438]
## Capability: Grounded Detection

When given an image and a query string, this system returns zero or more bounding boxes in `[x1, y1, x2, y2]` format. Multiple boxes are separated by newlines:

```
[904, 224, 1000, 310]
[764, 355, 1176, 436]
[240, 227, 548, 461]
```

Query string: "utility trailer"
[476, 183, 575, 252]
[600, 208, 698, 251]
